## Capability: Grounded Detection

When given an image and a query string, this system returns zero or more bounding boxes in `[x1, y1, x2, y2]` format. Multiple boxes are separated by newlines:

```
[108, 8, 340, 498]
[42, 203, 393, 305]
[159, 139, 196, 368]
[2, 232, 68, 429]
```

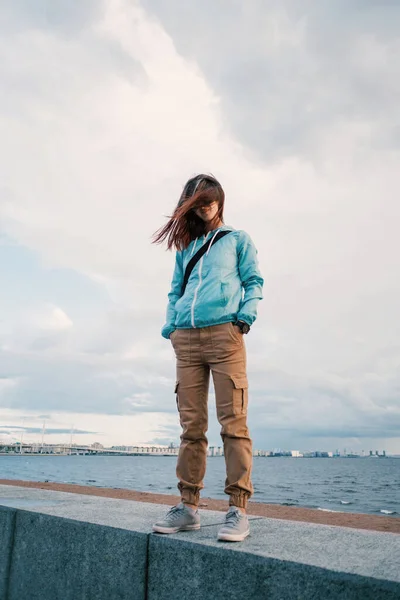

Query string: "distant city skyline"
[0, 436, 392, 458]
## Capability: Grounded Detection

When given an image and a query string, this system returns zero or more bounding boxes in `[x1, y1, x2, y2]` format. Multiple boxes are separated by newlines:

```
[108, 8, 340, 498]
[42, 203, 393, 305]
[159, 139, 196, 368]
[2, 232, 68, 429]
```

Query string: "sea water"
[0, 455, 398, 517]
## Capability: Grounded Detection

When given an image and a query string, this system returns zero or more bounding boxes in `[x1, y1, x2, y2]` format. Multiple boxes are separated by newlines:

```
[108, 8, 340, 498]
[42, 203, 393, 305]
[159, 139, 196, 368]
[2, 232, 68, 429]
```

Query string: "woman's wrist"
[235, 320, 250, 334]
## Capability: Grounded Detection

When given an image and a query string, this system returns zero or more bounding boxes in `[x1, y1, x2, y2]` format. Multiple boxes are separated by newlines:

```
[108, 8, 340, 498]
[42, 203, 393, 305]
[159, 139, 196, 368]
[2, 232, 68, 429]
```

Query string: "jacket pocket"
[230, 375, 248, 415]
[221, 281, 229, 306]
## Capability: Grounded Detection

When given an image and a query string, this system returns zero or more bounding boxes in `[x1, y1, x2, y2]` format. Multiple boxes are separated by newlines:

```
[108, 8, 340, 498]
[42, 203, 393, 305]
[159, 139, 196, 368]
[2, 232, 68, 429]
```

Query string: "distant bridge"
[0, 443, 179, 456]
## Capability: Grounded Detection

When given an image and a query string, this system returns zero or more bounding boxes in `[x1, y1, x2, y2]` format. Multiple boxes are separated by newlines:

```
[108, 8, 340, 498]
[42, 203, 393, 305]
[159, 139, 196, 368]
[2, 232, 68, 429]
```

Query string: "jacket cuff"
[161, 324, 176, 339]
[236, 313, 254, 326]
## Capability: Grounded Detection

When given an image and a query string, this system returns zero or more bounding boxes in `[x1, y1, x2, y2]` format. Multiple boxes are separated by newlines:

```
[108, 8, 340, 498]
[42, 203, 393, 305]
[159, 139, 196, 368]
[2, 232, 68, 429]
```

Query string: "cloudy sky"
[1, 0, 399, 454]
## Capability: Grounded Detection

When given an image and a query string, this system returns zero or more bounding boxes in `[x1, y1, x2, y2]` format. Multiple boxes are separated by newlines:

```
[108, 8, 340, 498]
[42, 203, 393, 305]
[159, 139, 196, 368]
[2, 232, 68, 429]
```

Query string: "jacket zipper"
[191, 232, 209, 328]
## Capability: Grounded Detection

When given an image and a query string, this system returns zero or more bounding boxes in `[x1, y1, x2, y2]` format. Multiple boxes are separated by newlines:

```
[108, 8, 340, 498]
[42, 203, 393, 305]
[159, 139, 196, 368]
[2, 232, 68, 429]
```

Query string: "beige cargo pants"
[170, 322, 253, 509]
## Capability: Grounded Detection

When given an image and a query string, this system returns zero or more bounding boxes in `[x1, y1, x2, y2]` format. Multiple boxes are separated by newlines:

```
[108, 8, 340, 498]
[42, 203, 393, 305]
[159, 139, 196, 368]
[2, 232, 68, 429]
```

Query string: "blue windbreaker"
[161, 224, 264, 339]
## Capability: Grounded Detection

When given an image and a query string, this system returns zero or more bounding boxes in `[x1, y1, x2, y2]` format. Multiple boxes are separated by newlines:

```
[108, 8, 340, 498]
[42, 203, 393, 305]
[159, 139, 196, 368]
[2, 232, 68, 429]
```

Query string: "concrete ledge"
[149, 536, 399, 600]
[149, 519, 400, 600]
[10, 510, 147, 600]
[1, 485, 399, 600]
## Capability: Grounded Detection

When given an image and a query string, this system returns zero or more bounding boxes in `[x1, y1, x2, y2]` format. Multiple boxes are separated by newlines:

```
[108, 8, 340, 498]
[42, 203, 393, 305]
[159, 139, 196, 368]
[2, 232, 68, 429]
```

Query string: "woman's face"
[194, 200, 219, 223]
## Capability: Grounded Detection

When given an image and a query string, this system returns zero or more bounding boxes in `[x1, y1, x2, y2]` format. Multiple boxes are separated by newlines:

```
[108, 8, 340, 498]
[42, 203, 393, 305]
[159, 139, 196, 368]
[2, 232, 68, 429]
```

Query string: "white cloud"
[40, 306, 73, 331]
[0, 378, 19, 395]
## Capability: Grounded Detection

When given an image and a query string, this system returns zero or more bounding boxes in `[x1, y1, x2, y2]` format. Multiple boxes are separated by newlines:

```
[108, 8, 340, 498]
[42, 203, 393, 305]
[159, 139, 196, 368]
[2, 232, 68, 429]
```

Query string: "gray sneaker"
[152, 502, 200, 534]
[217, 506, 250, 542]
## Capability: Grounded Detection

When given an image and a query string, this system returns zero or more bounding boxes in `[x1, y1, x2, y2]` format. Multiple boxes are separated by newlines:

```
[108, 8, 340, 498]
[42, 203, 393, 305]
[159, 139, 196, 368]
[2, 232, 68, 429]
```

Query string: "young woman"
[151, 174, 264, 542]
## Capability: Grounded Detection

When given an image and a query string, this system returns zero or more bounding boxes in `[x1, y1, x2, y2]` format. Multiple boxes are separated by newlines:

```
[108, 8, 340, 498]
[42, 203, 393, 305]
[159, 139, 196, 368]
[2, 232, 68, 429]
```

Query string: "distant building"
[291, 450, 302, 457]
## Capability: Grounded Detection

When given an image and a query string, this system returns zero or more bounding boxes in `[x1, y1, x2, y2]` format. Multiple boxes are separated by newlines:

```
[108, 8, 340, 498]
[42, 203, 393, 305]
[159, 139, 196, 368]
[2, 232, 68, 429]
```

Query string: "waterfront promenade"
[1, 480, 399, 599]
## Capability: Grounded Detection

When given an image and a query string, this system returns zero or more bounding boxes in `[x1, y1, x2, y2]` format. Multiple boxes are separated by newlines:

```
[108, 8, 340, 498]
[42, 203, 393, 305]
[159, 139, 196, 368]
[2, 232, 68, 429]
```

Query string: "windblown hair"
[152, 174, 225, 251]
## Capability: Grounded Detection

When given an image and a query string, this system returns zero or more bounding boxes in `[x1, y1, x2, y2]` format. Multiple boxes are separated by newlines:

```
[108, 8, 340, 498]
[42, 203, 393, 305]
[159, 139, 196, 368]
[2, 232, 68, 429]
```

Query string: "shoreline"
[0, 478, 398, 534]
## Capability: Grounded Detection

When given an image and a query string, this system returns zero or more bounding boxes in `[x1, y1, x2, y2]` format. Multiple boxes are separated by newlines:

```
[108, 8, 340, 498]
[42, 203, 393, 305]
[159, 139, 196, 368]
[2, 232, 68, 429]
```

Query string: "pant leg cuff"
[229, 495, 249, 509]
[180, 491, 200, 507]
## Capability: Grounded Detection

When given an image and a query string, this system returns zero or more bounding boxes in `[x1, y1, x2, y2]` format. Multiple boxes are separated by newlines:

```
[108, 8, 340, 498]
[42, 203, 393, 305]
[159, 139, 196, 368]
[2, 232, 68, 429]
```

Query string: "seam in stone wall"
[4, 509, 17, 600]
[144, 534, 151, 600]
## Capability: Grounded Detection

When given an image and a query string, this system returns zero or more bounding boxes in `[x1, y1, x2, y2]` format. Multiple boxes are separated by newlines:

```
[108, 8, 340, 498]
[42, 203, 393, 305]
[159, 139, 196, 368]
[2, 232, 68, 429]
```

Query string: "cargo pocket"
[230, 375, 248, 415]
[175, 381, 183, 427]
[174, 381, 180, 411]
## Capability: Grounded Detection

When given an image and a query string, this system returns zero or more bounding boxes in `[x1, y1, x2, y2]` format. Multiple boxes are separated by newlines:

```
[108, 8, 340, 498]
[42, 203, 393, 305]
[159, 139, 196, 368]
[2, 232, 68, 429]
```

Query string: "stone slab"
[0, 505, 16, 600]
[8, 509, 147, 600]
[148, 518, 400, 600]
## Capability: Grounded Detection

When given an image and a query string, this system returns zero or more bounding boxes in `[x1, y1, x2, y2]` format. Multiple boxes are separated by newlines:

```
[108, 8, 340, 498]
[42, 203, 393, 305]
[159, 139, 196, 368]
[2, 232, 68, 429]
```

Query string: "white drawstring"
[190, 237, 198, 256]
[206, 229, 220, 256]
[190, 228, 220, 258]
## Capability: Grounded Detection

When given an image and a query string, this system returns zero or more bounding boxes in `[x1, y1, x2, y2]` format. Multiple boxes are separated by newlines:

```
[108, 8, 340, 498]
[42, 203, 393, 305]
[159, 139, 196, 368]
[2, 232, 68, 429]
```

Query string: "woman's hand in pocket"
[233, 324, 243, 336]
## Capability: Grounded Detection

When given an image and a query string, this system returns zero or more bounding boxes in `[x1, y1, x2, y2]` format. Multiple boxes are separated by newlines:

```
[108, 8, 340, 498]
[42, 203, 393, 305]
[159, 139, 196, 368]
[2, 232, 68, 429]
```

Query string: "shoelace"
[166, 504, 185, 522]
[224, 509, 241, 527]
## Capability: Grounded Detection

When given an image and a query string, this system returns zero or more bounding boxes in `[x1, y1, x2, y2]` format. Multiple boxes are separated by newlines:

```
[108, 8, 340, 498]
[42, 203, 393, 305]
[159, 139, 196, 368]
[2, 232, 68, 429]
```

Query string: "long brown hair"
[152, 174, 225, 251]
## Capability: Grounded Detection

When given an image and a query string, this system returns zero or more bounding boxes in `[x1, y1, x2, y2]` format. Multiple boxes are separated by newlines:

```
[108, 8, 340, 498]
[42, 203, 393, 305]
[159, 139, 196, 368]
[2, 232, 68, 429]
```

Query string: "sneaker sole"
[152, 523, 201, 534]
[217, 529, 250, 542]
